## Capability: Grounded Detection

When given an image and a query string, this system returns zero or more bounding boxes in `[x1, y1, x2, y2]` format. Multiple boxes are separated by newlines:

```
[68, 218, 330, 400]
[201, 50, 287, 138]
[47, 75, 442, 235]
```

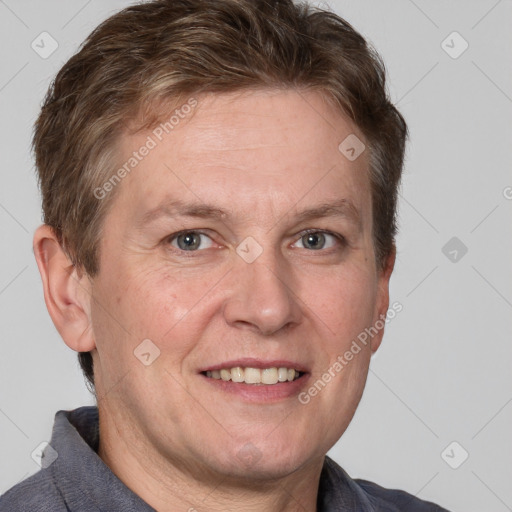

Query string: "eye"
[292, 230, 343, 251]
[167, 230, 215, 251]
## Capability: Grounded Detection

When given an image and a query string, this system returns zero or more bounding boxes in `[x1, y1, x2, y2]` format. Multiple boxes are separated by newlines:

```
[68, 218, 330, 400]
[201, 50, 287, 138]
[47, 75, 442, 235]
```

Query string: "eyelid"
[291, 228, 346, 250]
[164, 229, 217, 253]
[163, 228, 346, 254]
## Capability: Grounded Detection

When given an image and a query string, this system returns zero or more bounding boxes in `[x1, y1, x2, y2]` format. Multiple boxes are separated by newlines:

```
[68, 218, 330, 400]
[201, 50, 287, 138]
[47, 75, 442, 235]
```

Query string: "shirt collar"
[49, 406, 155, 511]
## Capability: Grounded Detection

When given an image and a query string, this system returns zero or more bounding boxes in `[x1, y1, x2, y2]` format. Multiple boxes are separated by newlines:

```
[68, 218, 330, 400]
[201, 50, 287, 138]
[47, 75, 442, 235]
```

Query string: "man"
[0, 0, 450, 510]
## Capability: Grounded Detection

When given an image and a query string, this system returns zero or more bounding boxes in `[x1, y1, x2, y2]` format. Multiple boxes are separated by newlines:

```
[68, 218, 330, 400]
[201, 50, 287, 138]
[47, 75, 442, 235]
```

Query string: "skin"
[33, 89, 395, 511]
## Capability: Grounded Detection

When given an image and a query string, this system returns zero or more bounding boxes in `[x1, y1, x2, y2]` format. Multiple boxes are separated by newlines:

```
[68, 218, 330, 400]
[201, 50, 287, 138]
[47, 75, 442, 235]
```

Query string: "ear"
[370, 246, 396, 354]
[33, 224, 96, 353]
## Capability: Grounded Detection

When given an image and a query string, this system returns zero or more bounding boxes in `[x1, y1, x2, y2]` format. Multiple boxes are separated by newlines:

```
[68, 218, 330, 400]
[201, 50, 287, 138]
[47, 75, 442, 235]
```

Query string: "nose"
[222, 247, 302, 336]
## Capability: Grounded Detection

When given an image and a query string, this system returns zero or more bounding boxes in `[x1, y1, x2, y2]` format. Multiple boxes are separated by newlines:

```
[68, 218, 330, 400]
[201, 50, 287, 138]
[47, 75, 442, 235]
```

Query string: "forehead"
[113, 89, 371, 225]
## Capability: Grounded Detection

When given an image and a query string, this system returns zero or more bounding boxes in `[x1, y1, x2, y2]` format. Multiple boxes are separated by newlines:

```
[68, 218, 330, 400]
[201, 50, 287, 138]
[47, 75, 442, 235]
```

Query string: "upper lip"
[199, 358, 309, 373]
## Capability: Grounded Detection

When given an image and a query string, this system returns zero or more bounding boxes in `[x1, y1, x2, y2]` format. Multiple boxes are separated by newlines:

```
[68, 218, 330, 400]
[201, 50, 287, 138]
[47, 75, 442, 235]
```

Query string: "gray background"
[0, 1, 511, 510]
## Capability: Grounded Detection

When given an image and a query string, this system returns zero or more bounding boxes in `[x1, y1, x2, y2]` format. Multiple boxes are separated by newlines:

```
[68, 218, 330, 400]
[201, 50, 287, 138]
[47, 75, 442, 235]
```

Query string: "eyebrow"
[136, 198, 361, 229]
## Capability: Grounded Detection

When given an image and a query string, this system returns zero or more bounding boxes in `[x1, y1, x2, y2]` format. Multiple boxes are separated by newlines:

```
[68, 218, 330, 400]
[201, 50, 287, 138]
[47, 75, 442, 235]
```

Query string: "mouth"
[201, 366, 304, 385]
[199, 359, 309, 402]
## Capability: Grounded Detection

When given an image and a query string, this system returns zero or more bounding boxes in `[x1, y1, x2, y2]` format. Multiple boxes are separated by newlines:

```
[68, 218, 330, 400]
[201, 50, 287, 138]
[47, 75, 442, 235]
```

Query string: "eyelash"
[163, 228, 346, 255]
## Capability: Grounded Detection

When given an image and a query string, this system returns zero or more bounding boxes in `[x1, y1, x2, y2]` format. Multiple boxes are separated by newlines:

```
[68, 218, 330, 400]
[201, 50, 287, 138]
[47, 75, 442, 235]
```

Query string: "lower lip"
[200, 373, 310, 403]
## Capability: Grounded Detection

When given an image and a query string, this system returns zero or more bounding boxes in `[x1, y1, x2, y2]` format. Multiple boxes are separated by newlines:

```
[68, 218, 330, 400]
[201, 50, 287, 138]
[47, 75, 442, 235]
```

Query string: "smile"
[203, 367, 303, 385]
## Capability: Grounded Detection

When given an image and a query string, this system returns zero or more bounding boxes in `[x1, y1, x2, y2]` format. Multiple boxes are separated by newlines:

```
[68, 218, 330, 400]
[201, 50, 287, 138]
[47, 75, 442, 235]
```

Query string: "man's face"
[89, 89, 392, 479]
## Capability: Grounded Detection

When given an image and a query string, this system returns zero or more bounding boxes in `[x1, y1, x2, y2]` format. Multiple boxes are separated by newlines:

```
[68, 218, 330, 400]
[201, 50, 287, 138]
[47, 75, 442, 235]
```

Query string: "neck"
[97, 404, 323, 512]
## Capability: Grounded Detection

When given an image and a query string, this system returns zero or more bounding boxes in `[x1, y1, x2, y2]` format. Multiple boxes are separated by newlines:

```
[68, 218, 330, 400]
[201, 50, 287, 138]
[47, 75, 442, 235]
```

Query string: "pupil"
[304, 232, 325, 250]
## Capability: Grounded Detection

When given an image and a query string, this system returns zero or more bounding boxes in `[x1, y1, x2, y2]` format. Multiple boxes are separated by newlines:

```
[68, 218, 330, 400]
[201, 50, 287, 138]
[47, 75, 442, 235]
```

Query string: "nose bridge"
[222, 239, 301, 335]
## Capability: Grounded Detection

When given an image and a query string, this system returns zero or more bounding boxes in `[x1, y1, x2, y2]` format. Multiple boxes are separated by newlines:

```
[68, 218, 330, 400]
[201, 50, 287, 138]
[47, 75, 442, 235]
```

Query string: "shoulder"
[355, 477, 450, 511]
[322, 456, 450, 512]
[0, 470, 68, 512]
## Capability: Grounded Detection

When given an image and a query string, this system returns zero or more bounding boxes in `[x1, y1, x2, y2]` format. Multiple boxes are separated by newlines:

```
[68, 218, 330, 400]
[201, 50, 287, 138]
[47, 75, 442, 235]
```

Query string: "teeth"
[278, 367, 288, 382]
[244, 367, 261, 384]
[261, 368, 278, 385]
[231, 367, 244, 382]
[205, 366, 301, 385]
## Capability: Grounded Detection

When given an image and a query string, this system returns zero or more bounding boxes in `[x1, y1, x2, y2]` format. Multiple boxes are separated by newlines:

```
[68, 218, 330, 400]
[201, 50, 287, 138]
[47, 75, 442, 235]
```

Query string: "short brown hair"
[34, 0, 408, 389]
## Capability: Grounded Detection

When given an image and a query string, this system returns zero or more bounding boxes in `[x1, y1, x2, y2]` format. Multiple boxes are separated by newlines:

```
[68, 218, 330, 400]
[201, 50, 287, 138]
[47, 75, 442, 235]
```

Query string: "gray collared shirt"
[0, 407, 449, 511]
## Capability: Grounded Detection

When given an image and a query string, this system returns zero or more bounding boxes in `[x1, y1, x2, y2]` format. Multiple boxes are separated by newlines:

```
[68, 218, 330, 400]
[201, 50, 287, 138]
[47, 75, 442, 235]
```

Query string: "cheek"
[90, 267, 197, 391]
[305, 265, 378, 343]
[103, 264, 216, 347]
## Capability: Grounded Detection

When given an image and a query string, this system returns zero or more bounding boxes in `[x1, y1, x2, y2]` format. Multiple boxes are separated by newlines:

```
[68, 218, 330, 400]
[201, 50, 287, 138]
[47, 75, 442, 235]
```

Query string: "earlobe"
[370, 246, 396, 354]
[33, 224, 96, 353]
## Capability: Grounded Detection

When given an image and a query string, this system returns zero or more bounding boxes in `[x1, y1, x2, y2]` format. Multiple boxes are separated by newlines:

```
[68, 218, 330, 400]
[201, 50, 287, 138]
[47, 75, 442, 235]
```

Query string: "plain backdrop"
[0, 1, 511, 511]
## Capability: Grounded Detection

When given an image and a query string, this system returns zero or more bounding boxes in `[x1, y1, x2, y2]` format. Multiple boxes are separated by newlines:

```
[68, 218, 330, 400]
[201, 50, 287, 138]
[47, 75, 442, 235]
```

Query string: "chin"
[209, 438, 317, 482]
